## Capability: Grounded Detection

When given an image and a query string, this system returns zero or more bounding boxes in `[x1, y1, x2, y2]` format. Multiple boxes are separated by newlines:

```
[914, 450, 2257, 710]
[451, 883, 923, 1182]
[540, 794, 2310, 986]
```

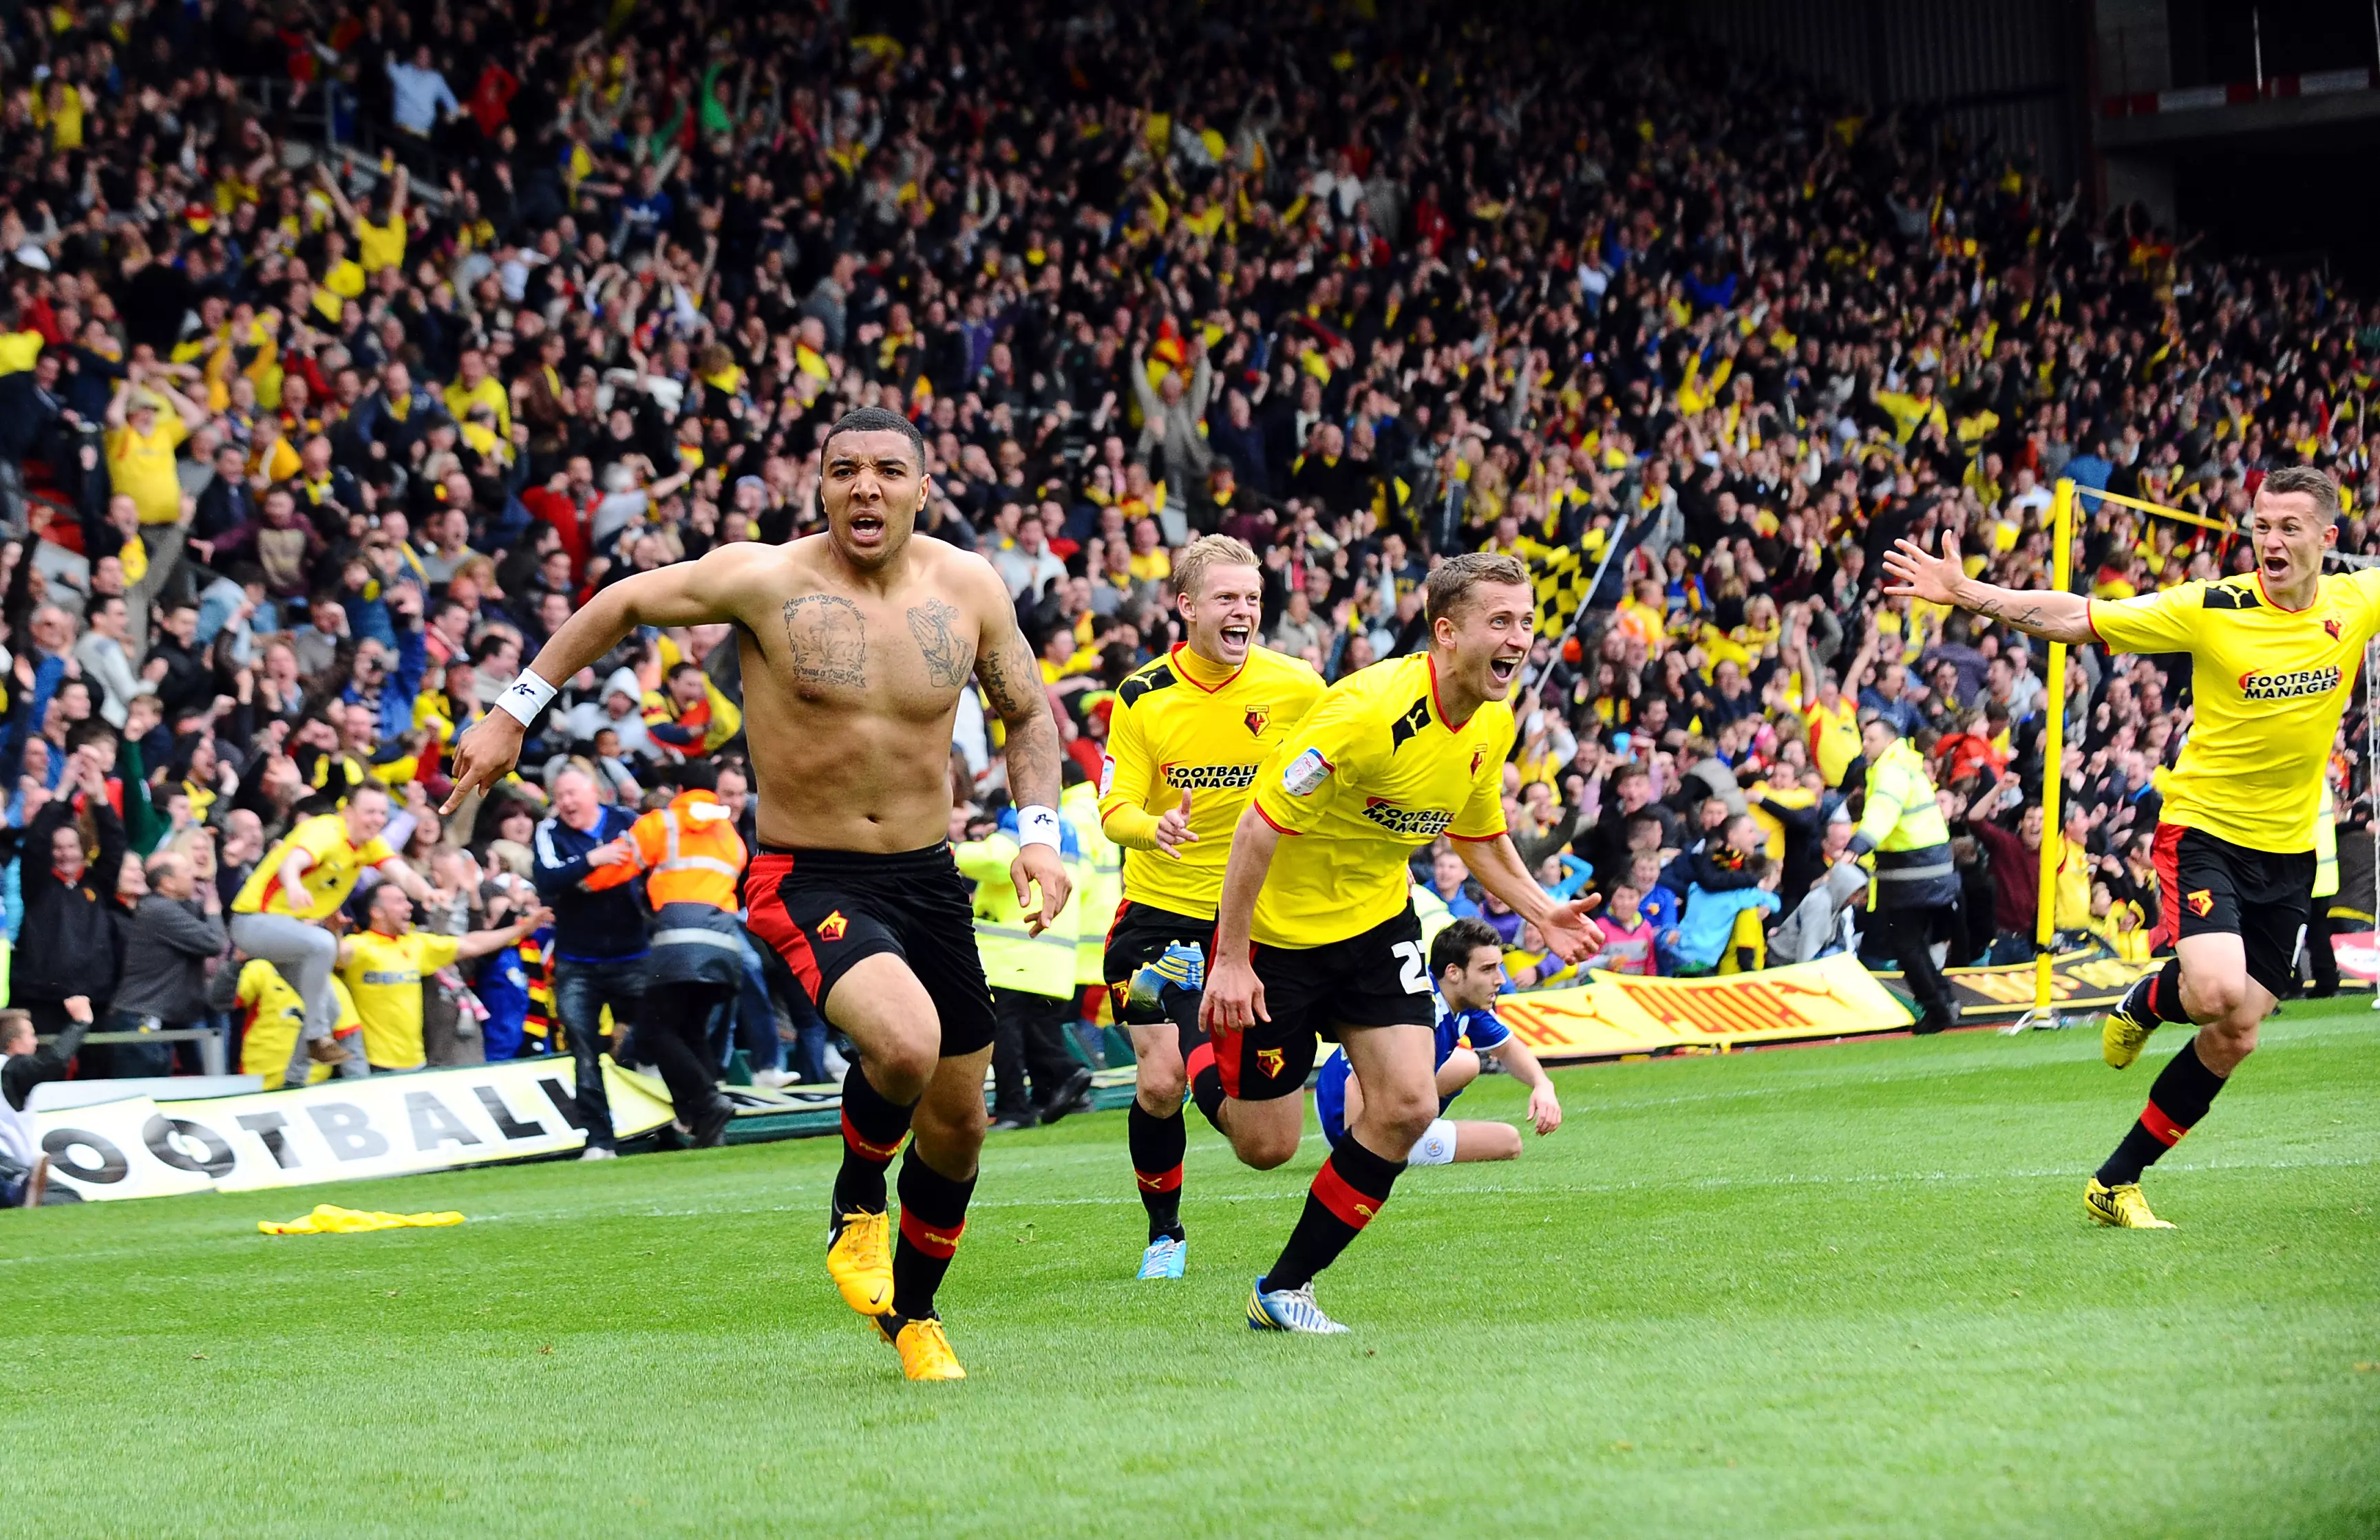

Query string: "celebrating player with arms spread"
[1200, 553, 1602, 1333]
[1884, 465, 2370, 1230]
[1097, 535, 1323, 1281]
[445, 407, 1070, 1380]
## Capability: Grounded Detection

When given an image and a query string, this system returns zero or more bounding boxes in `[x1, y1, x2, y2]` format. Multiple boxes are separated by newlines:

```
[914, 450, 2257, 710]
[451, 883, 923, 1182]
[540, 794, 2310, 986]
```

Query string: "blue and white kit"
[1314, 990, 1511, 1148]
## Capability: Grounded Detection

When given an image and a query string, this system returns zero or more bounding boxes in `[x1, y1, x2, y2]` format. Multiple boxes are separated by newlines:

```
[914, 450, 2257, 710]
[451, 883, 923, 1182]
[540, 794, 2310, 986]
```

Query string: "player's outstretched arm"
[442, 545, 768, 813]
[1489, 1038, 1562, 1135]
[1200, 804, 1281, 1032]
[1454, 833, 1602, 962]
[970, 568, 1072, 930]
[1880, 533, 2094, 644]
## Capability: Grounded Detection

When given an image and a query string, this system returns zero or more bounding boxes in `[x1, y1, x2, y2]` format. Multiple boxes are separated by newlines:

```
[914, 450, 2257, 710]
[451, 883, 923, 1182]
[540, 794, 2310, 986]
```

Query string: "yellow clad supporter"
[104, 370, 209, 525]
[339, 881, 547, 1071]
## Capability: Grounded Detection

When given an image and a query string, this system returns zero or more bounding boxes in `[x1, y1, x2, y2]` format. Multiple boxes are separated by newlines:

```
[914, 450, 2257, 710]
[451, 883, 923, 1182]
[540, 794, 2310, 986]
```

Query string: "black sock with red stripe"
[833, 1062, 915, 1216]
[1185, 1041, 1226, 1133]
[2096, 1036, 2227, 1186]
[1260, 1134, 1405, 1294]
[2144, 958, 2193, 1025]
[1128, 1100, 1187, 1242]
[891, 1146, 976, 1320]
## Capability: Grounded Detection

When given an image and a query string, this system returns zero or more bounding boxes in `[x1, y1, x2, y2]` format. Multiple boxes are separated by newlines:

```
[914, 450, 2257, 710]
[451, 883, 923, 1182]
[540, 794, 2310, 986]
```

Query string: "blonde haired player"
[1098, 534, 1323, 1279]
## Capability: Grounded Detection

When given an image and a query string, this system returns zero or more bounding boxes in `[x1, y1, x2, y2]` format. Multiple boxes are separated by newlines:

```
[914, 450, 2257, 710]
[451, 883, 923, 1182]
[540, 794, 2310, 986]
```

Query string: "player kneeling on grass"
[1315, 918, 1560, 1164]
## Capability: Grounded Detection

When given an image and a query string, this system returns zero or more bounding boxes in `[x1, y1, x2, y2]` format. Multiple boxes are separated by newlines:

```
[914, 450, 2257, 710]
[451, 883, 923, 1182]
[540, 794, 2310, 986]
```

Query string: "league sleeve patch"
[1281, 747, 1335, 797]
[1098, 753, 1116, 796]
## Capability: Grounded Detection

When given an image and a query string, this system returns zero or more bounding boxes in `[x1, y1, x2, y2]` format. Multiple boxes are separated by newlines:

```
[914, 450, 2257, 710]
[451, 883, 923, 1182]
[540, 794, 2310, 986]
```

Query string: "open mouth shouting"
[847, 511, 888, 545]
[1218, 621, 1252, 654]
[1487, 654, 1520, 687]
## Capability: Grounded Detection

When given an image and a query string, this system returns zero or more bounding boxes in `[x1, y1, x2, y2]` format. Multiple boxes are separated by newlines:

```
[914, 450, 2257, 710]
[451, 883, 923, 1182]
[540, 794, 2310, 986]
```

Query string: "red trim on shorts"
[2138, 1099, 2189, 1147]
[2149, 821, 2185, 951]
[897, 1209, 964, 1258]
[1310, 1157, 1381, 1230]
[1134, 1163, 1184, 1194]
[1253, 802, 1301, 835]
[1198, 1031, 1240, 1100]
[743, 853, 823, 998]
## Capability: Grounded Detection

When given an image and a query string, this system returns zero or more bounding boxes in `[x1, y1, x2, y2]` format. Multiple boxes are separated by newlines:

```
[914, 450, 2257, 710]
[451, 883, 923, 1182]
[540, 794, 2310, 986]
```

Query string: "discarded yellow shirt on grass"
[259, 1204, 465, 1235]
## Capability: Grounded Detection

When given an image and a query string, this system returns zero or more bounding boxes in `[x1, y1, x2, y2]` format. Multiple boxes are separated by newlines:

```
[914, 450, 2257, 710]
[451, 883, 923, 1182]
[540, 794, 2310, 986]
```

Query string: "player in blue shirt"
[1314, 916, 1562, 1165]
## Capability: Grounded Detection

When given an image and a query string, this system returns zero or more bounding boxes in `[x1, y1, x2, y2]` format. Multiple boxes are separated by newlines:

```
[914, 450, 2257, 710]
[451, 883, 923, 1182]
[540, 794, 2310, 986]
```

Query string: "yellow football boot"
[2085, 1177, 2176, 1229]
[826, 1207, 895, 1316]
[2101, 972, 2163, 1069]
[878, 1314, 966, 1380]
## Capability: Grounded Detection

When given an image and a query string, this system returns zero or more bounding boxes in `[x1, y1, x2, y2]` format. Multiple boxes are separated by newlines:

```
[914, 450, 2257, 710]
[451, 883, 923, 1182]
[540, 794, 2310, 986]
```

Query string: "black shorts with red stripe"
[744, 842, 997, 1057]
[1216, 903, 1436, 1102]
[2151, 821, 2314, 1001]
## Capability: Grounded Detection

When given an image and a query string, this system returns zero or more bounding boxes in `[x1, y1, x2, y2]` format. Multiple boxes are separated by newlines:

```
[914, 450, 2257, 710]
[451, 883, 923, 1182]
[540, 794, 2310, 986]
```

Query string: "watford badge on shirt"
[1244, 706, 1271, 737]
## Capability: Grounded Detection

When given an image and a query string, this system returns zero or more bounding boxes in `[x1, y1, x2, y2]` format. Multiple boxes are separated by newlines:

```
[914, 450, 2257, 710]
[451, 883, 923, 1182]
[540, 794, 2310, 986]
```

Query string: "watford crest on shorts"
[2187, 889, 2214, 919]
[1257, 1047, 1285, 1077]
[819, 910, 849, 941]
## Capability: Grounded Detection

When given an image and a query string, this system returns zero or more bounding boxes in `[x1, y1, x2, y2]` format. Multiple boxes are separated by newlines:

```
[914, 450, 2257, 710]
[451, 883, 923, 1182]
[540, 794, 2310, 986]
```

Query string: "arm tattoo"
[977, 625, 1062, 807]
[974, 628, 1042, 720]
[781, 595, 867, 687]
[905, 597, 975, 688]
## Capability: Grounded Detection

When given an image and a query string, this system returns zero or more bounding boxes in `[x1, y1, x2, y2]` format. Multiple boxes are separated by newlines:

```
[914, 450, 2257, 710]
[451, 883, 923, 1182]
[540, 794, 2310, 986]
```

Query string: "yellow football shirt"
[355, 214, 407, 274]
[233, 813, 396, 919]
[342, 929, 458, 1069]
[1099, 643, 1324, 921]
[105, 415, 188, 524]
[1805, 694, 1861, 787]
[2090, 570, 2380, 852]
[1248, 652, 1515, 948]
[237, 961, 362, 1087]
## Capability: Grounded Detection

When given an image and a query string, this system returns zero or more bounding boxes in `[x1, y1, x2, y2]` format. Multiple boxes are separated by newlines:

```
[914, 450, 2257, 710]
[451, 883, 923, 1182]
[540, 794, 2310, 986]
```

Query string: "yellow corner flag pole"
[2028, 479, 2076, 1024]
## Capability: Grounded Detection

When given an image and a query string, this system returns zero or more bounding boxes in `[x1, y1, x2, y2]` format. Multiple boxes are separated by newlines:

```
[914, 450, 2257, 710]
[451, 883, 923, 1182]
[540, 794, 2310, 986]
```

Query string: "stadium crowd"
[2, 0, 2377, 1110]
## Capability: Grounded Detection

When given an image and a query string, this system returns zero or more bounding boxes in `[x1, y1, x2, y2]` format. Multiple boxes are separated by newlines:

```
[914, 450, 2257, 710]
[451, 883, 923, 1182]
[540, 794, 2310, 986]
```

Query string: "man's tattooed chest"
[778, 593, 975, 694]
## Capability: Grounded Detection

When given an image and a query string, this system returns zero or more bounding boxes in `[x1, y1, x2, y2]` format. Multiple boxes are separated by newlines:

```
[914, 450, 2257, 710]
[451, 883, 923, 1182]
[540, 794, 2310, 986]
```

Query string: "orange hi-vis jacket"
[583, 790, 747, 911]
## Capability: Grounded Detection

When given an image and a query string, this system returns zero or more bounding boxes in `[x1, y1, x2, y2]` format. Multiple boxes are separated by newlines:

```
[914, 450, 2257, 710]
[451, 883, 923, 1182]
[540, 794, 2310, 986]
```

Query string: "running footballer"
[1200, 553, 1602, 1333]
[1884, 464, 2370, 1229]
[1097, 535, 1322, 1281]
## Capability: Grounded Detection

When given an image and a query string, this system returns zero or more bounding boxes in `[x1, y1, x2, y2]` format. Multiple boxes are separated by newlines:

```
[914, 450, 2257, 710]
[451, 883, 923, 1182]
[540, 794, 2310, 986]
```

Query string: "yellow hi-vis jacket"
[1851, 736, 1957, 910]
[955, 830, 1084, 999]
[1063, 780, 1119, 988]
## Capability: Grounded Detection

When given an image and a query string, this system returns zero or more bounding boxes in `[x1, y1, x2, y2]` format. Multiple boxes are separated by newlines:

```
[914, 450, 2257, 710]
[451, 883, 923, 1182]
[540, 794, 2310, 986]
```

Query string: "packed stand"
[2, 0, 2377, 1112]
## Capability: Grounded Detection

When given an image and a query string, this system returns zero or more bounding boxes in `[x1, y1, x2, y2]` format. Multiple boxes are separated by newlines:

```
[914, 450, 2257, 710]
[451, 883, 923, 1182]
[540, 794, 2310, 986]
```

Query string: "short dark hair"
[1425, 551, 1531, 626]
[2260, 464, 2340, 519]
[1430, 915, 1504, 977]
[670, 757, 719, 792]
[824, 405, 926, 468]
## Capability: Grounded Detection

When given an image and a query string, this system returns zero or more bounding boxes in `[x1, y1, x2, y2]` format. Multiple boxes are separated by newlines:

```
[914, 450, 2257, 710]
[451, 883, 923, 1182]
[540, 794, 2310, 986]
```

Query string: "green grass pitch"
[6, 1000, 2377, 1539]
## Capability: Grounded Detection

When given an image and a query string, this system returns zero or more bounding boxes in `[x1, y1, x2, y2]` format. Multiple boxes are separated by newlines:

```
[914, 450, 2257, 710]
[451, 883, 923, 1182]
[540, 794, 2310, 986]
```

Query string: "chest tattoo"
[906, 597, 975, 688]
[783, 595, 867, 687]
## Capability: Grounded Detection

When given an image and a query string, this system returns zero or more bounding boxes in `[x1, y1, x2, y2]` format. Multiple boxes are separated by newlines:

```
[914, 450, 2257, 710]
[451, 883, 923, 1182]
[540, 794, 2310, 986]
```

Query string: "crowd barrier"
[39, 949, 2255, 1204]
[1493, 953, 1914, 1061]
[34, 1058, 678, 1202]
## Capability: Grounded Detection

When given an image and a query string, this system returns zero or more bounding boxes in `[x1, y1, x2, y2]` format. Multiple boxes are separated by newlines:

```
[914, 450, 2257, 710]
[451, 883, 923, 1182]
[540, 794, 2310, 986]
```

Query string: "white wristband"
[1016, 804, 1062, 851]
[494, 669, 557, 727]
